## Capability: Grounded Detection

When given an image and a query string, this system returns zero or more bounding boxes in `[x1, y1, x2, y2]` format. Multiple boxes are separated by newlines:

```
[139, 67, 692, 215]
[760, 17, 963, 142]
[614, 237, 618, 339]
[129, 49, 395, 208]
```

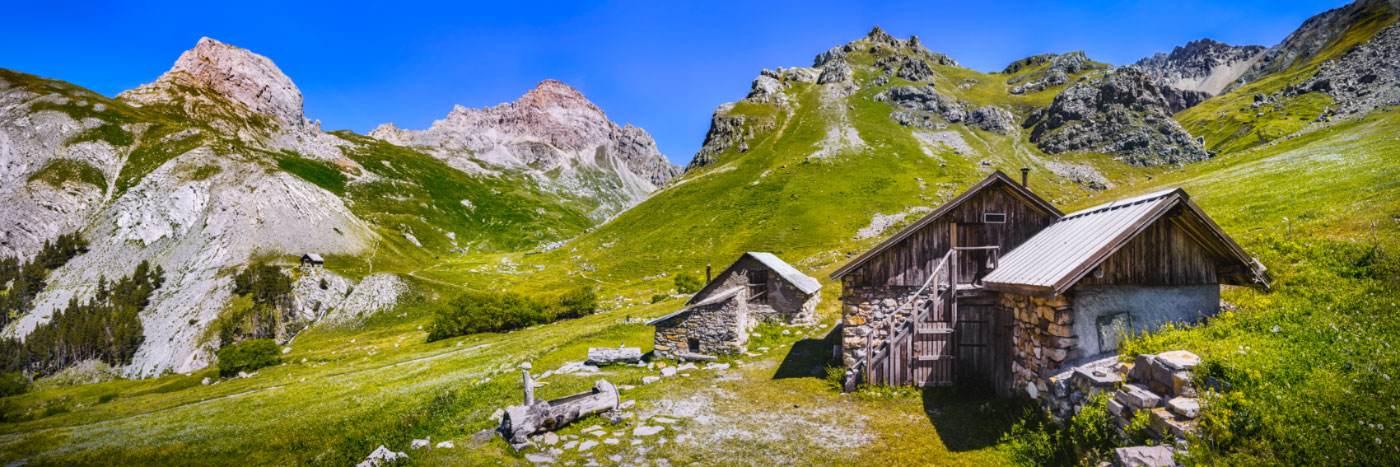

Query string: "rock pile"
[1112, 350, 1202, 441]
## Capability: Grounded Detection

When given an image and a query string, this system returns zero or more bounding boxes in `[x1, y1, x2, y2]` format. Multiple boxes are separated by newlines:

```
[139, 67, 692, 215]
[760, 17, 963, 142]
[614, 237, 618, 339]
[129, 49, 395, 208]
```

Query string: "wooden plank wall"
[1077, 218, 1221, 287]
[851, 187, 1057, 288]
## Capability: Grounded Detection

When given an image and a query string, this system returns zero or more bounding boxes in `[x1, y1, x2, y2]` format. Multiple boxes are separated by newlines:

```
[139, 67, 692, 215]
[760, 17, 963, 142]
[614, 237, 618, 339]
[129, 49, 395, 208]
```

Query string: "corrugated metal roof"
[982, 189, 1180, 292]
[646, 287, 743, 325]
[745, 252, 822, 295]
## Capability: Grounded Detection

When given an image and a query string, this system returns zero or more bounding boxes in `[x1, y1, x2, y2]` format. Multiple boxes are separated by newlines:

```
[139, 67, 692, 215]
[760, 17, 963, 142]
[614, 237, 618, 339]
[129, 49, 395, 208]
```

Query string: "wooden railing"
[843, 246, 1001, 392]
[845, 249, 954, 391]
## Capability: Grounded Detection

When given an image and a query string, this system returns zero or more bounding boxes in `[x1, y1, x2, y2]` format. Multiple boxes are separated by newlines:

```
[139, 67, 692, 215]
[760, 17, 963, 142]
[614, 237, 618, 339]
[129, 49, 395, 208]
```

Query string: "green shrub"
[427, 286, 598, 341]
[0, 373, 28, 398]
[1000, 393, 1119, 466]
[651, 294, 668, 304]
[97, 393, 119, 404]
[674, 271, 702, 294]
[216, 339, 281, 377]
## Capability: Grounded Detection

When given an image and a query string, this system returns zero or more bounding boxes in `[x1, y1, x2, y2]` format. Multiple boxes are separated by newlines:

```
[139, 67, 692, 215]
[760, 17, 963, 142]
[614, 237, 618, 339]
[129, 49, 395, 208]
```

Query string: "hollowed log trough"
[499, 375, 620, 444]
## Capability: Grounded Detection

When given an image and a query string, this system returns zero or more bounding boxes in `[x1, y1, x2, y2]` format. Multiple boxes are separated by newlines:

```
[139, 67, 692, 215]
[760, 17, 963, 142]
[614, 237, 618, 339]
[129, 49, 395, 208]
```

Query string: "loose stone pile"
[1111, 350, 1203, 441]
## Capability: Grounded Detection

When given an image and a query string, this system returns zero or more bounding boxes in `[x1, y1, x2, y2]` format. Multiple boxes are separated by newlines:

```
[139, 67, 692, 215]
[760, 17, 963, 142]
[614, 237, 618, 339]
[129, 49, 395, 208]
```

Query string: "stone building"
[829, 170, 1269, 400]
[649, 252, 821, 359]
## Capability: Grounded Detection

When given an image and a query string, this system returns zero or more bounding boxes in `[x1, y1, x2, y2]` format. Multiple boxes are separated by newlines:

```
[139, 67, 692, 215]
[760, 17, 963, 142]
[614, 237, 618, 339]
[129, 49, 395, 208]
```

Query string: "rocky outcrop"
[1006, 52, 1105, 95]
[369, 80, 679, 218]
[1026, 66, 1210, 166]
[1294, 21, 1400, 117]
[875, 85, 1012, 133]
[966, 105, 1015, 134]
[817, 58, 854, 84]
[119, 37, 307, 130]
[686, 105, 775, 170]
[1135, 38, 1265, 97]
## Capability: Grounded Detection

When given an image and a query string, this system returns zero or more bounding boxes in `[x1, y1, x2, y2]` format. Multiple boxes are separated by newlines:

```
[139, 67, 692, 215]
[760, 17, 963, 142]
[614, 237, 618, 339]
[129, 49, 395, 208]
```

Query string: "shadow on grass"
[921, 385, 1032, 452]
[772, 326, 841, 380]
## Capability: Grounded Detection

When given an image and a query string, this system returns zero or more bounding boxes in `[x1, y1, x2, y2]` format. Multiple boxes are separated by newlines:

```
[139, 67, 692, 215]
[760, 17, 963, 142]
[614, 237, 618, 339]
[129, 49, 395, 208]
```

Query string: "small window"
[687, 338, 701, 353]
[983, 212, 1007, 223]
[747, 270, 768, 304]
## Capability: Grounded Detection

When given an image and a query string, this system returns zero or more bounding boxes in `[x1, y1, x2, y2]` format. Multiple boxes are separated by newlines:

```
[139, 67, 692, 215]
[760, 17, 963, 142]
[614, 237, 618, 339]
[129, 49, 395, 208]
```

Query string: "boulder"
[410, 438, 430, 449]
[1113, 445, 1176, 467]
[356, 445, 408, 467]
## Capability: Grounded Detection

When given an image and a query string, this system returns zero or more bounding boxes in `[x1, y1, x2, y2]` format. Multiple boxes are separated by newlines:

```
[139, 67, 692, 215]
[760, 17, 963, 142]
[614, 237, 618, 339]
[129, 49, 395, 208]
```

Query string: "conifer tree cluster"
[0, 232, 88, 329]
[0, 260, 164, 377]
[217, 263, 293, 345]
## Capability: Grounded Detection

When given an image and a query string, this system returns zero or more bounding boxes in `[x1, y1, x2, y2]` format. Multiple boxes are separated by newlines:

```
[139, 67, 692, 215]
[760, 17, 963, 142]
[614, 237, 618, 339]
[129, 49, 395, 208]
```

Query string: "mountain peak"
[119, 37, 307, 129]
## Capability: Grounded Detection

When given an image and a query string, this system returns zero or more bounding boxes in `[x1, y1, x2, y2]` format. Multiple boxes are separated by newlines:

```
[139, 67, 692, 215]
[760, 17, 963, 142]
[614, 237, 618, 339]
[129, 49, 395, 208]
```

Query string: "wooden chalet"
[831, 170, 1268, 397]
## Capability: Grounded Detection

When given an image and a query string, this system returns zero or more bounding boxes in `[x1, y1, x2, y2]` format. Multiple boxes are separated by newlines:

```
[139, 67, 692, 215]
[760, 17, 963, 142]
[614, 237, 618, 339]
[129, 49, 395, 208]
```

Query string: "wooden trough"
[498, 370, 620, 444]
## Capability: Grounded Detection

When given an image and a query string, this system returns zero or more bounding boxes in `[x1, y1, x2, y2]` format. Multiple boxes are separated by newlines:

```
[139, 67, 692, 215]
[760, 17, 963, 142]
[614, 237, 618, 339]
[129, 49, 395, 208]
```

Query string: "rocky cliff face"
[1295, 19, 1400, 117]
[1135, 38, 1266, 98]
[1233, 0, 1400, 89]
[369, 80, 678, 219]
[0, 46, 382, 375]
[1026, 66, 1210, 165]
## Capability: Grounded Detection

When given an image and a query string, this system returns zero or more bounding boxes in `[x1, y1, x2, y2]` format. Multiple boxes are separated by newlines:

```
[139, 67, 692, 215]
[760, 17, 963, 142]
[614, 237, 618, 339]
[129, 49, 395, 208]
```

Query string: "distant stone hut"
[300, 253, 324, 267]
[830, 170, 1270, 400]
[649, 252, 822, 359]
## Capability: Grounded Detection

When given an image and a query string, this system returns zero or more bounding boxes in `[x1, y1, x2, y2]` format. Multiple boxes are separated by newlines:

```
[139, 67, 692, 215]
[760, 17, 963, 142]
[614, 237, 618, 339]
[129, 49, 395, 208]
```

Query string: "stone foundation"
[1002, 293, 1078, 400]
[839, 286, 928, 368]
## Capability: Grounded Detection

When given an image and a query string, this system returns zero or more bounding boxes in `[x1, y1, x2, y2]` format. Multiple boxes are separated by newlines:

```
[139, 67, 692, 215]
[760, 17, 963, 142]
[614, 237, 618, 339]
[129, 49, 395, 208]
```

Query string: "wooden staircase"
[845, 246, 1000, 391]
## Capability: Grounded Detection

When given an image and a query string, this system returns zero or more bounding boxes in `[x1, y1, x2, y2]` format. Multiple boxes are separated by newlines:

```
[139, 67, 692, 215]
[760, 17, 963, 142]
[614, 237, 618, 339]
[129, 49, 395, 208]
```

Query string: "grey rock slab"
[1114, 445, 1176, 467]
[1168, 397, 1201, 418]
[1115, 384, 1162, 410]
[578, 440, 599, 452]
[525, 453, 556, 464]
[1156, 350, 1201, 371]
[633, 425, 664, 436]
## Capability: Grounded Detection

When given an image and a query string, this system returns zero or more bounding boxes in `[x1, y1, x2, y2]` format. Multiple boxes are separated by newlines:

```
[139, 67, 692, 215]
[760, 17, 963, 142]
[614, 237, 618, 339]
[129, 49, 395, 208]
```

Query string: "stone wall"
[653, 298, 749, 359]
[839, 286, 926, 368]
[1002, 292, 1078, 400]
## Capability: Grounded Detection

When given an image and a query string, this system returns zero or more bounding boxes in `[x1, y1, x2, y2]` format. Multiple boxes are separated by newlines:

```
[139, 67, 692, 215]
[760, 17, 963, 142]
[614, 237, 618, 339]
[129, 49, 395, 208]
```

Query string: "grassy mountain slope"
[5, 7, 1400, 465]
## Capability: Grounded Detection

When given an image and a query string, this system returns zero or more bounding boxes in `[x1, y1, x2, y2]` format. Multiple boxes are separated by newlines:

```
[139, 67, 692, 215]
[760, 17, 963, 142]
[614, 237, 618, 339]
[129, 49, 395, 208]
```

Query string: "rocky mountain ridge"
[0, 37, 664, 376]
[1135, 38, 1266, 97]
[370, 80, 679, 219]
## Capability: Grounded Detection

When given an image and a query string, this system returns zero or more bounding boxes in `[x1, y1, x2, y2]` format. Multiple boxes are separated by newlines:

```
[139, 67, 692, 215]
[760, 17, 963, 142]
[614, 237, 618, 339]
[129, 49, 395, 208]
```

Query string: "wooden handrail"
[849, 249, 956, 390]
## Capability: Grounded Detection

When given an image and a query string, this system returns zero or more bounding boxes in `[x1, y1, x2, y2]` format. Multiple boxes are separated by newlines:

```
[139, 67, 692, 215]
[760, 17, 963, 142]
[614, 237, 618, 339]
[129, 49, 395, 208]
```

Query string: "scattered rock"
[642, 376, 661, 385]
[436, 440, 455, 449]
[704, 363, 730, 371]
[578, 440, 599, 451]
[410, 438, 430, 449]
[544, 432, 560, 445]
[660, 367, 677, 377]
[356, 445, 408, 467]
[1113, 445, 1176, 467]
[633, 425, 664, 436]
[525, 453, 555, 464]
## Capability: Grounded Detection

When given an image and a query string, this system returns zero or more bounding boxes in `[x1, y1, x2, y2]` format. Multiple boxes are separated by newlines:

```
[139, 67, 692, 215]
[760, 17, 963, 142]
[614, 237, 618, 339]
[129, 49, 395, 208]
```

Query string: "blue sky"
[3, 1, 1348, 165]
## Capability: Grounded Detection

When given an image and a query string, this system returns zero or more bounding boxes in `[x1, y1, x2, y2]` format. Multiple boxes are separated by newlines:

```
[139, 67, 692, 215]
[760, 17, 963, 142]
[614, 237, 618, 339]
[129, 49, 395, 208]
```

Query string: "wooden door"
[954, 295, 1002, 390]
